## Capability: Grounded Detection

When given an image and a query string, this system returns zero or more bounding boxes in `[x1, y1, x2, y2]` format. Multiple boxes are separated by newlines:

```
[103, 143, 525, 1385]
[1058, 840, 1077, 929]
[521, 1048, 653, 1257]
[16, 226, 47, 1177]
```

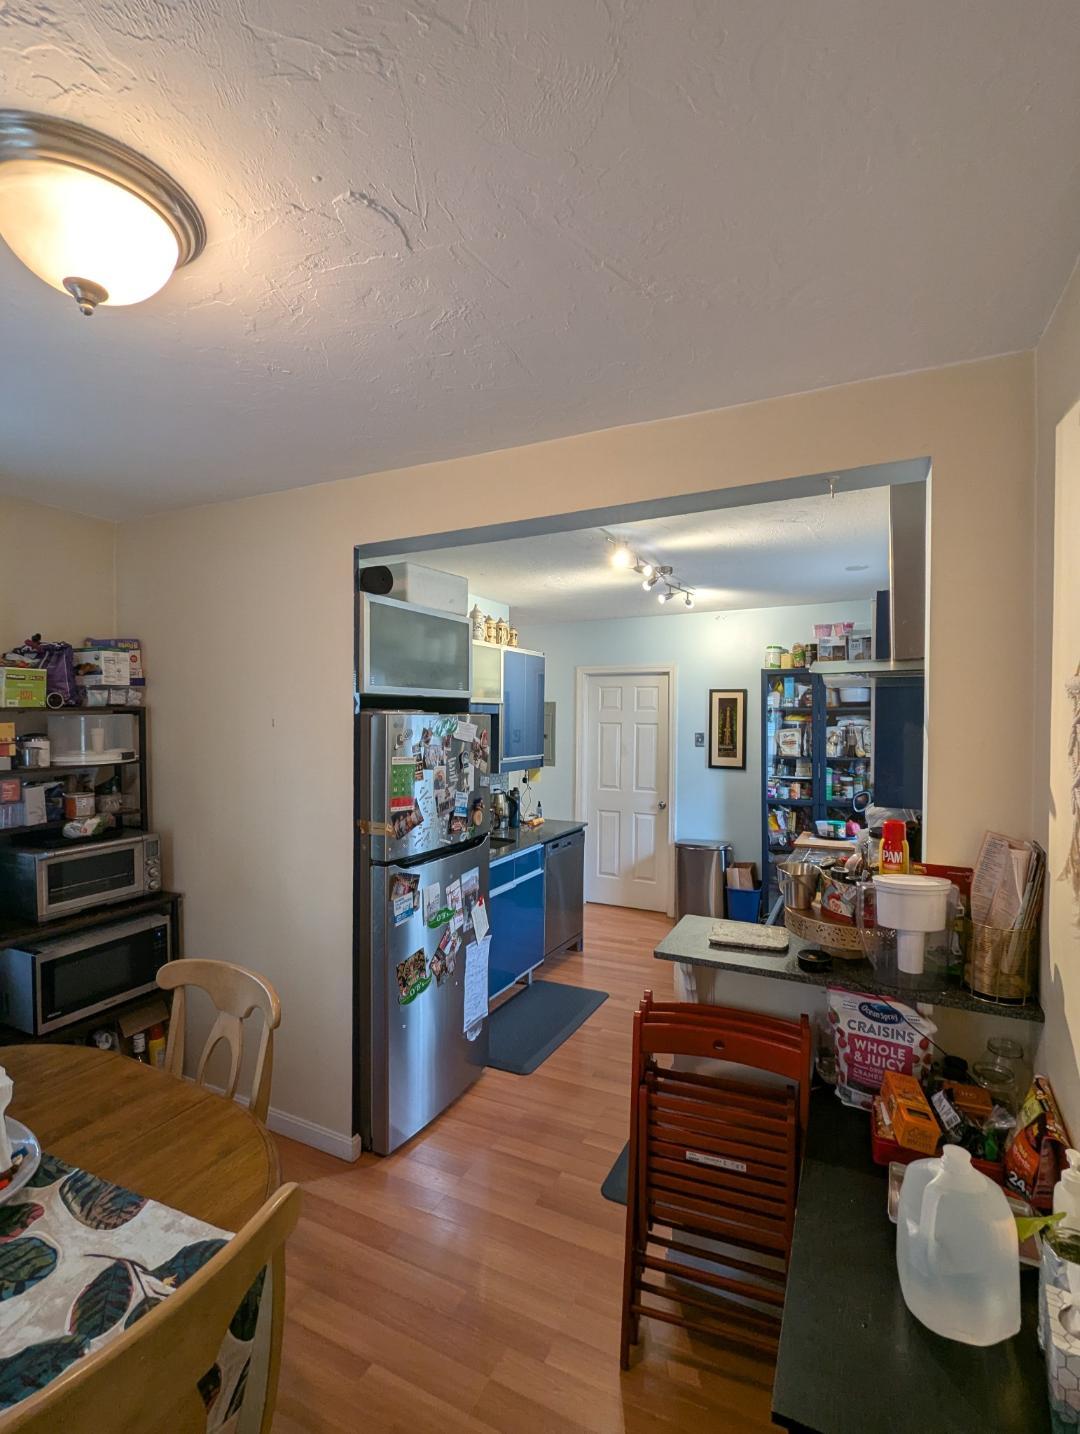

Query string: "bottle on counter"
[896, 1144, 1020, 1345]
[879, 819, 910, 875]
[146, 1023, 167, 1070]
[131, 1031, 150, 1065]
[1053, 1149, 1080, 1232]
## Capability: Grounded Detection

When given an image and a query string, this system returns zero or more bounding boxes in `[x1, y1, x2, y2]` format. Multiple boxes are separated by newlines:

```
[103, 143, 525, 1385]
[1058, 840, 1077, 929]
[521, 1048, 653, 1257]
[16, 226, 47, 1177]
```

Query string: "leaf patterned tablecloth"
[0, 1152, 261, 1428]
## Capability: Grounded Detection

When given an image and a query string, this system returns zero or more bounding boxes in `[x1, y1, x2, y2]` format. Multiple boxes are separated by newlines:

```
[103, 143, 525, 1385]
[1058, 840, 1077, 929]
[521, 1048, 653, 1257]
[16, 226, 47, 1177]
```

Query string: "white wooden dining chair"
[156, 959, 282, 1123]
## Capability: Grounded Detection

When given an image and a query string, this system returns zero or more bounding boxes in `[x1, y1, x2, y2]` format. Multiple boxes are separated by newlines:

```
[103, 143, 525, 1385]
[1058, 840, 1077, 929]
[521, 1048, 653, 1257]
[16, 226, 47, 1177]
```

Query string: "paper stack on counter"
[971, 831, 1045, 933]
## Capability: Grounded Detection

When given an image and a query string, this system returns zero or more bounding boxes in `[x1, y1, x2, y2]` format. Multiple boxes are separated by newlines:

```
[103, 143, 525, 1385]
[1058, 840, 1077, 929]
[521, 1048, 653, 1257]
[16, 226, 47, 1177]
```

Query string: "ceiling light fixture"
[603, 539, 694, 609]
[0, 110, 205, 315]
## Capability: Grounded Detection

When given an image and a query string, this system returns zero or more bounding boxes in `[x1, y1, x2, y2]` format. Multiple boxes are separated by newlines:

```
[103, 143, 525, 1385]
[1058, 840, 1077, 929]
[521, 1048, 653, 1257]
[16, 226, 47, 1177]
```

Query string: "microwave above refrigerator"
[357, 593, 472, 700]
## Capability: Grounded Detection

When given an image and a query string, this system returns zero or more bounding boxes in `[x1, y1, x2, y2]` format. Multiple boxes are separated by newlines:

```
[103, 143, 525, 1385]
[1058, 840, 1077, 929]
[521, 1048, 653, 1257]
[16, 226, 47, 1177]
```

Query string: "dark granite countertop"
[772, 1088, 1048, 1433]
[653, 914, 1044, 1024]
[489, 819, 585, 866]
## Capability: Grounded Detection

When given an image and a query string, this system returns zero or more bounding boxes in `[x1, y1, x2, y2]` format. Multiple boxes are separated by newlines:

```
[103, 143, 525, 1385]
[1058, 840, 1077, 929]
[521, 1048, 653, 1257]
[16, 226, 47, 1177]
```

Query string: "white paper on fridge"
[463, 935, 490, 1038]
[455, 720, 477, 744]
[471, 895, 489, 943]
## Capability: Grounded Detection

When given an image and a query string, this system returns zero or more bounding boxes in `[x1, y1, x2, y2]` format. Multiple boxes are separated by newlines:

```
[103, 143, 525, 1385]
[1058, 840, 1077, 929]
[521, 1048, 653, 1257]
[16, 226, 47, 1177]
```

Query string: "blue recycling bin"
[726, 887, 762, 923]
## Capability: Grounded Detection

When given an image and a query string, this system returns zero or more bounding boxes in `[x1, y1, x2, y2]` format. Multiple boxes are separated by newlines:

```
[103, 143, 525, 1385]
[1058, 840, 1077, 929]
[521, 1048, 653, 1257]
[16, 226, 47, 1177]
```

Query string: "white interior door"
[583, 670, 671, 912]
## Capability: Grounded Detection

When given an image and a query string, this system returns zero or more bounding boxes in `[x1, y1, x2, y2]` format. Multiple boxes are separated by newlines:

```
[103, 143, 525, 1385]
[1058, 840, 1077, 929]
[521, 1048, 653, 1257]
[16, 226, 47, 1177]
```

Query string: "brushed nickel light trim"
[0, 110, 205, 268]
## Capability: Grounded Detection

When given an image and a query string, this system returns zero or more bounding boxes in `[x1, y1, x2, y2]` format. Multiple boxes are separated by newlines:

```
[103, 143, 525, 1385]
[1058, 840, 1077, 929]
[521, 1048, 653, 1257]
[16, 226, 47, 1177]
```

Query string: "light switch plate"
[694, 732, 705, 747]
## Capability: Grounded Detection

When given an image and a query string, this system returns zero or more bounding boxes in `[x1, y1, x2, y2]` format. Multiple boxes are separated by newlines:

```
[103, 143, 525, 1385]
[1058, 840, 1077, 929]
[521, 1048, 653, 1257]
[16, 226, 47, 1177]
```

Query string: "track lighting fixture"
[603, 535, 694, 608]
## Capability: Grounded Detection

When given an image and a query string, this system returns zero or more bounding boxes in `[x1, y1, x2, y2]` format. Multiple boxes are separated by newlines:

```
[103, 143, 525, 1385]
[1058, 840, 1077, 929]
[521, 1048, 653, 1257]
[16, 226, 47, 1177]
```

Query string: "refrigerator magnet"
[472, 896, 489, 943]
[389, 756, 416, 811]
[395, 950, 431, 1005]
[392, 800, 423, 839]
[454, 789, 469, 818]
[422, 883, 441, 924]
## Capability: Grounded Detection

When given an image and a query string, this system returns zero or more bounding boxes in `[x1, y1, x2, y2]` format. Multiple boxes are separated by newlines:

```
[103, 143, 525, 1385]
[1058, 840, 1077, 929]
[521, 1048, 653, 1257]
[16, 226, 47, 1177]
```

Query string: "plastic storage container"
[896, 1144, 1020, 1345]
[726, 887, 762, 923]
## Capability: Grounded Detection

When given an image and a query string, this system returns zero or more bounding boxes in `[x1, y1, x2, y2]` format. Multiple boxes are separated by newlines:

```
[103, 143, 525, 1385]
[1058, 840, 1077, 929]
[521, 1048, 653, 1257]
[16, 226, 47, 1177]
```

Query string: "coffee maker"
[491, 790, 508, 831]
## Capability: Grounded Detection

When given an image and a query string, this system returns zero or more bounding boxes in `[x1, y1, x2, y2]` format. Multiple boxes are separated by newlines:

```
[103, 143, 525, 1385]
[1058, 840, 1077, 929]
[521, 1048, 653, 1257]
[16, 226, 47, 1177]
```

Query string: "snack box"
[880, 1070, 941, 1156]
[0, 668, 45, 708]
[871, 1097, 1005, 1184]
[0, 778, 20, 803]
[939, 1079, 993, 1123]
[73, 649, 134, 686]
[0, 723, 14, 744]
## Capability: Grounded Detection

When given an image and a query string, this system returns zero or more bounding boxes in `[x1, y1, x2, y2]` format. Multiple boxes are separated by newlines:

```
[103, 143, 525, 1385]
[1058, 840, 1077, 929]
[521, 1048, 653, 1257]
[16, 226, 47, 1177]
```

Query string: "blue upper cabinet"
[502, 649, 545, 770]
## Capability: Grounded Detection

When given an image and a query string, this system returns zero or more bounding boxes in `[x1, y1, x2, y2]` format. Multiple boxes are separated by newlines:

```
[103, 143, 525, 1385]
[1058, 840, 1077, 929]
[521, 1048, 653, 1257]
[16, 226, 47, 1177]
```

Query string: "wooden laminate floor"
[273, 902, 775, 1432]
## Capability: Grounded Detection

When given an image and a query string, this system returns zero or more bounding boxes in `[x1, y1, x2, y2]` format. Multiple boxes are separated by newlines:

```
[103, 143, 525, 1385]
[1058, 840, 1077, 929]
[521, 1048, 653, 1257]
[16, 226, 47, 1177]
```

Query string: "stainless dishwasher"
[544, 828, 585, 957]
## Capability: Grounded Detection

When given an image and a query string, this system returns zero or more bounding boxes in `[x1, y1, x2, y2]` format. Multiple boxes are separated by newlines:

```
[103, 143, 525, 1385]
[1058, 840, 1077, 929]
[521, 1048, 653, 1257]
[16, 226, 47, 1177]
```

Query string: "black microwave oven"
[0, 910, 171, 1035]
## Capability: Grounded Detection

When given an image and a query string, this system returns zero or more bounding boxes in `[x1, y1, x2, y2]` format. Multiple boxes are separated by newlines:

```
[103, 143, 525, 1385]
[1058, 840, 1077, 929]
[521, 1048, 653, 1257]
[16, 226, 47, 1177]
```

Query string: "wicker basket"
[784, 906, 865, 961]
[964, 921, 1037, 1004]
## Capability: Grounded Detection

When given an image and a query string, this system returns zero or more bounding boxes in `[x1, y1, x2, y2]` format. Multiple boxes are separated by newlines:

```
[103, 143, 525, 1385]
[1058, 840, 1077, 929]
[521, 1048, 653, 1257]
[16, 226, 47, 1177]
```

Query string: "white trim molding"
[202, 1081, 361, 1162]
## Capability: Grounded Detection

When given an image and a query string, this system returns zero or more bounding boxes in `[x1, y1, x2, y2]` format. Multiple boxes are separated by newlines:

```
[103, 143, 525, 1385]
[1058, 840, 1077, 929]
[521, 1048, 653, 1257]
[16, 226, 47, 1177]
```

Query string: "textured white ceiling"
[2, 1, 1079, 518]
[390, 485, 891, 622]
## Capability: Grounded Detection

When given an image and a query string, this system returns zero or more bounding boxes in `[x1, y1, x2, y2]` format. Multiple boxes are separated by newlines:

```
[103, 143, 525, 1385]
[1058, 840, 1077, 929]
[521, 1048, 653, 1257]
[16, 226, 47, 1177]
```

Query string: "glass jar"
[972, 1036, 1025, 1114]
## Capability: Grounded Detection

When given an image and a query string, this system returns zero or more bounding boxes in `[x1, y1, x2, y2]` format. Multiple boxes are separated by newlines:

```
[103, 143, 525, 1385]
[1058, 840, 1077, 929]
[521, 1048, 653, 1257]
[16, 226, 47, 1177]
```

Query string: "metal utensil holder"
[963, 921, 1037, 1005]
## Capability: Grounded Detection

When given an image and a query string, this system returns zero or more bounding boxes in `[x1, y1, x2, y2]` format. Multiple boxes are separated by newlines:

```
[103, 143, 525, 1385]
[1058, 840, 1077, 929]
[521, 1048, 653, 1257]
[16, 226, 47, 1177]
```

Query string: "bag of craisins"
[3, 635, 79, 706]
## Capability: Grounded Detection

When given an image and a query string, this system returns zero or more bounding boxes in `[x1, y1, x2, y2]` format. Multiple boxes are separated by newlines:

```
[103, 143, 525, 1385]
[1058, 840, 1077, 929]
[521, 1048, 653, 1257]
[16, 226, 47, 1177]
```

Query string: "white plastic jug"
[896, 1144, 1020, 1345]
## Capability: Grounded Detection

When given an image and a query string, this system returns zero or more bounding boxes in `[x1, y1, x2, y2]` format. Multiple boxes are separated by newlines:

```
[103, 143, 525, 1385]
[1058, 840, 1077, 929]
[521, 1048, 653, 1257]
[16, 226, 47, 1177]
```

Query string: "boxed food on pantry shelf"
[0, 668, 45, 708]
[846, 633, 872, 662]
[73, 649, 133, 687]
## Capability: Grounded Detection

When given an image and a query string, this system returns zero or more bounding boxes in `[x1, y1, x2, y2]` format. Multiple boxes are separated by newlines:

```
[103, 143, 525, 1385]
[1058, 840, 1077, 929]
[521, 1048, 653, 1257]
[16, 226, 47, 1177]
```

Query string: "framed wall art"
[708, 688, 747, 769]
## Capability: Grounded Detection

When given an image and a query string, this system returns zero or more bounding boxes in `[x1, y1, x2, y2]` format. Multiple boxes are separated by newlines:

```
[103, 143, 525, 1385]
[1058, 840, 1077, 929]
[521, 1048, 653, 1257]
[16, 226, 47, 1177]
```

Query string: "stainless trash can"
[675, 839, 734, 921]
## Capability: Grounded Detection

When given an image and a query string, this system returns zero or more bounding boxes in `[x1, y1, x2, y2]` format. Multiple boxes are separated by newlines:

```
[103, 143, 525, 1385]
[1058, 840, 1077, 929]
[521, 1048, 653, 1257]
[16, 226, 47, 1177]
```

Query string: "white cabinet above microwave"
[357, 593, 472, 699]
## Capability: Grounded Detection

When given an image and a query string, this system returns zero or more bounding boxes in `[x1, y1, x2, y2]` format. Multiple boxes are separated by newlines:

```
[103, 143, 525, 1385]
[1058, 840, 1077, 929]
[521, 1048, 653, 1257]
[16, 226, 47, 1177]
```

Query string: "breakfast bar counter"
[653, 914, 1043, 1025]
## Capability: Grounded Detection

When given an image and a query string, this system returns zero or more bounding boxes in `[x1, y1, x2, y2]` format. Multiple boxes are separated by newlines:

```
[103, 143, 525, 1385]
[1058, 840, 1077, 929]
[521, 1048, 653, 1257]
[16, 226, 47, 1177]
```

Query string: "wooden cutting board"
[708, 920, 789, 953]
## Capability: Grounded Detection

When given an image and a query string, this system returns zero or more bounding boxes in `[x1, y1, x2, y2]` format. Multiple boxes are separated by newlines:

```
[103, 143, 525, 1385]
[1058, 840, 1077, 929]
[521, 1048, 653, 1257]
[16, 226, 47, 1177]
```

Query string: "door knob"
[658, 799, 667, 810]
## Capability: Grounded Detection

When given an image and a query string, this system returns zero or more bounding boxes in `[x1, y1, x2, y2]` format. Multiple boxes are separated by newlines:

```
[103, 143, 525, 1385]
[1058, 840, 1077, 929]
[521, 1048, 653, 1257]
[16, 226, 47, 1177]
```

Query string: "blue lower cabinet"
[488, 847, 546, 1000]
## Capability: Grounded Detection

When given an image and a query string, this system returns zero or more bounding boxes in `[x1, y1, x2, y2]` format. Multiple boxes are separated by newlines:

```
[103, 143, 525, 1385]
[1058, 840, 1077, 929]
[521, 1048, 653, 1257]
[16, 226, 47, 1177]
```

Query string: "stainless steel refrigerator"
[358, 709, 493, 1154]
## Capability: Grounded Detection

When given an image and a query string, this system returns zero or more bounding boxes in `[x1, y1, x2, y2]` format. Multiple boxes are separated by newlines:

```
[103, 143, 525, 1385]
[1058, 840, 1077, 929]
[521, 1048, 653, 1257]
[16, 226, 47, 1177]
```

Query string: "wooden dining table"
[5, 1043, 280, 1230]
[3, 1043, 283, 1433]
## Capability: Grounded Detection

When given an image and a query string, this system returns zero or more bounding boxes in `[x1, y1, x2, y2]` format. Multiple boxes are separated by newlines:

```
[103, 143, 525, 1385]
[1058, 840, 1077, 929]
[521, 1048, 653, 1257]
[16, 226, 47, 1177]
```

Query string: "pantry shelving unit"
[760, 670, 874, 913]
[1, 706, 148, 840]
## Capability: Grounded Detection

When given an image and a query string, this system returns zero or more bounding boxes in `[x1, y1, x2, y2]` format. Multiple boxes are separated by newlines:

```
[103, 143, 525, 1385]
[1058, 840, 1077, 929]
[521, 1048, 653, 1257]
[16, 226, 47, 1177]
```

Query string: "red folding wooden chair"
[619, 992, 812, 1367]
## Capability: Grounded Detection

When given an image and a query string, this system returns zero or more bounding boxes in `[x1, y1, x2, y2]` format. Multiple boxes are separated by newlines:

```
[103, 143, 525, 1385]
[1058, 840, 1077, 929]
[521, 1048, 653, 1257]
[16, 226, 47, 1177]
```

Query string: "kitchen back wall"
[522, 598, 871, 868]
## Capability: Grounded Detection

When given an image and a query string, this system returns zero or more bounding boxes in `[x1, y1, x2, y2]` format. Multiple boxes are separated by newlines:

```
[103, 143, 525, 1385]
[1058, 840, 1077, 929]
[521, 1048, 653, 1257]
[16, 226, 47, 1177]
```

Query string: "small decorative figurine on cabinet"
[496, 617, 510, 646]
[470, 605, 486, 641]
[508, 627, 519, 648]
[484, 615, 498, 643]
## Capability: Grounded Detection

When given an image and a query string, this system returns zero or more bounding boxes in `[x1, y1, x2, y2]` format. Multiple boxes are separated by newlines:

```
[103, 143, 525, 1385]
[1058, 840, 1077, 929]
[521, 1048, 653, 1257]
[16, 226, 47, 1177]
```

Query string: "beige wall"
[114, 353, 1037, 1153]
[0, 497, 115, 647]
[1036, 256, 1080, 1134]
